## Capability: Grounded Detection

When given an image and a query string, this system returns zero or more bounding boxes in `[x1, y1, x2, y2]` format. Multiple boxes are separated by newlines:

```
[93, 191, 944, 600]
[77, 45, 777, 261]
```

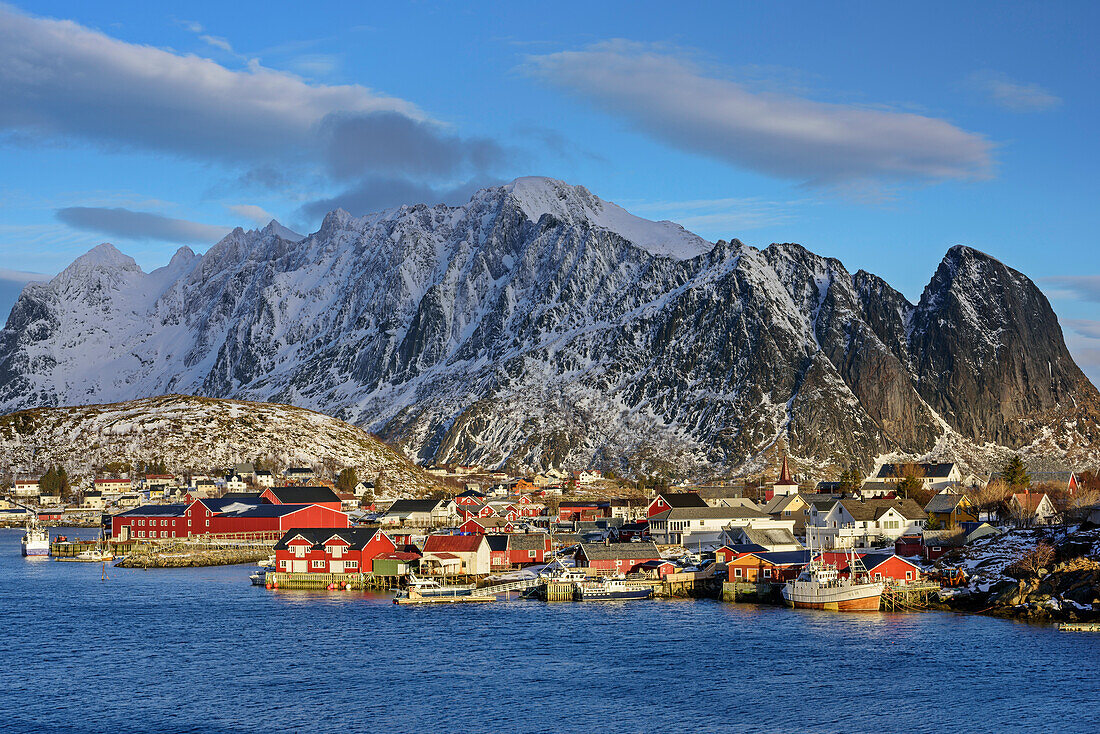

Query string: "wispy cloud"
[625, 196, 804, 233]
[524, 40, 993, 189]
[199, 34, 234, 53]
[227, 204, 275, 226]
[967, 71, 1062, 112]
[1044, 275, 1100, 303]
[56, 207, 231, 244]
[1065, 318, 1100, 340]
[288, 54, 338, 78]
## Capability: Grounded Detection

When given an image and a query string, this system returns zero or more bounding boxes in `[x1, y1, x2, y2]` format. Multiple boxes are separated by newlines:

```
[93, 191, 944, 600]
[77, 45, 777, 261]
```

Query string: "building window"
[138, 531, 145, 538]
[280, 560, 288, 569]
[529, 550, 536, 558]
[905, 571, 913, 580]
[345, 560, 358, 569]
[763, 568, 772, 578]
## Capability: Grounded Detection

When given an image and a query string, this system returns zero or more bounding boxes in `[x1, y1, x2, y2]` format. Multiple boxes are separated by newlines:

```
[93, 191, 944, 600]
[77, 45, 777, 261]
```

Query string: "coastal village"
[6, 455, 1100, 619]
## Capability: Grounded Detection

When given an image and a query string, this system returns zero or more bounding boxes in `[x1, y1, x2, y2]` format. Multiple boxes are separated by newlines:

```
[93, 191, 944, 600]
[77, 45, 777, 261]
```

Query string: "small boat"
[781, 550, 883, 612]
[250, 567, 272, 586]
[21, 514, 49, 557]
[574, 577, 653, 601]
[75, 548, 115, 562]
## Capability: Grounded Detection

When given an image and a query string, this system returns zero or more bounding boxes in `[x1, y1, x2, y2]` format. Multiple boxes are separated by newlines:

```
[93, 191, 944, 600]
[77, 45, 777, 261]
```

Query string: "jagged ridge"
[0, 177, 1097, 477]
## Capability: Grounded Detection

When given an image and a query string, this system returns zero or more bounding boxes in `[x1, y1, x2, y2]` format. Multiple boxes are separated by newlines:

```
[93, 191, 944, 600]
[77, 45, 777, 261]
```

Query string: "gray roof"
[876, 462, 955, 479]
[578, 542, 661, 561]
[650, 506, 768, 521]
[385, 499, 443, 515]
[731, 526, 801, 549]
[653, 492, 709, 509]
[924, 492, 968, 513]
[508, 533, 549, 551]
[922, 529, 966, 547]
[265, 486, 340, 504]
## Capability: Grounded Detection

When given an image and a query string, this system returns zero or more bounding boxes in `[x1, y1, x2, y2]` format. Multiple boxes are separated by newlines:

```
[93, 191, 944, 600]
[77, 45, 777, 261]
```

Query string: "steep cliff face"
[908, 245, 1095, 446]
[0, 178, 1096, 476]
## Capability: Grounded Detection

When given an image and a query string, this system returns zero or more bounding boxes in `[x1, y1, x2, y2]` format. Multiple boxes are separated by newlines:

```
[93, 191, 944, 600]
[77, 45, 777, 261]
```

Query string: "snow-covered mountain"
[1, 177, 1097, 477]
[0, 395, 440, 495]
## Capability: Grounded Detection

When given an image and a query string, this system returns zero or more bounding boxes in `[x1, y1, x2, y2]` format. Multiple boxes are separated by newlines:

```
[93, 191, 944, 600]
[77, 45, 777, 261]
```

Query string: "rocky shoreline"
[931, 525, 1100, 623]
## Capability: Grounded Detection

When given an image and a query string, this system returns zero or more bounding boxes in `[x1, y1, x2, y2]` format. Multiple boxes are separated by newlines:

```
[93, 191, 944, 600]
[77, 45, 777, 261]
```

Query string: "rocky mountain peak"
[0, 178, 1096, 477]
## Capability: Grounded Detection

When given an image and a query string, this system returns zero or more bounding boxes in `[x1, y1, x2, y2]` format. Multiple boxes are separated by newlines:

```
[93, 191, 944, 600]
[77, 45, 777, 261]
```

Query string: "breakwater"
[116, 547, 271, 568]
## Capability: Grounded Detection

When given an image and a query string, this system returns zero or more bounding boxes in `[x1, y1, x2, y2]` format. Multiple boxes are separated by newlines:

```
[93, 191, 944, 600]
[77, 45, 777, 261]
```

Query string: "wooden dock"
[880, 583, 942, 611]
[1058, 622, 1100, 632]
[266, 571, 368, 590]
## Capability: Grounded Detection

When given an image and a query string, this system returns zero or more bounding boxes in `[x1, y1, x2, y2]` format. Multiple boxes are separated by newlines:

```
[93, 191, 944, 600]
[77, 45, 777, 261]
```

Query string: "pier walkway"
[477, 577, 541, 596]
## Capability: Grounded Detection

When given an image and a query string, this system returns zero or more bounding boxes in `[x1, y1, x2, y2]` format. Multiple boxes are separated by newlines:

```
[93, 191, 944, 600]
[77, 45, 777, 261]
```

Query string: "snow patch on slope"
[505, 177, 713, 260]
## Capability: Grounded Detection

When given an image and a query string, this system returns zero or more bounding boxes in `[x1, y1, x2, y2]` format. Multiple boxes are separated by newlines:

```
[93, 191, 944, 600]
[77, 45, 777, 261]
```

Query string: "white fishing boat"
[782, 547, 884, 611]
[75, 548, 115, 562]
[21, 514, 49, 557]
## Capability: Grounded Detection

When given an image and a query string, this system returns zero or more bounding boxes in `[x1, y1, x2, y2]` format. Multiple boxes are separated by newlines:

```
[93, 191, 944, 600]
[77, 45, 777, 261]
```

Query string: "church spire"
[778, 456, 793, 485]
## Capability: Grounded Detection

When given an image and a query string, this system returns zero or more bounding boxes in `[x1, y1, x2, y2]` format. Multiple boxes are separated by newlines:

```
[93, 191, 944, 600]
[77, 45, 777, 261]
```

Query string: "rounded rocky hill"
[0, 394, 441, 495]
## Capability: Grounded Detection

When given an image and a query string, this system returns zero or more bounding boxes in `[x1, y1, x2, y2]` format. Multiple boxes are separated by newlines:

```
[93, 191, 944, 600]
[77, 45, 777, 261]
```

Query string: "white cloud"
[227, 204, 275, 226]
[525, 41, 993, 187]
[967, 71, 1061, 112]
[0, 5, 423, 165]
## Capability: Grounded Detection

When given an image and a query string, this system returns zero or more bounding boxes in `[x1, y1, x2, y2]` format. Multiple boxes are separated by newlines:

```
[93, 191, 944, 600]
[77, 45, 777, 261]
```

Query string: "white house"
[806, 498, 927, 549]
[421, 534, 490, 575]
[648, 506, 794, 547]
[872, 462, 962, 491]
[573, 470, 603, 484]
[81, 491, 106, 510]
[223, 475, 248, 493]
[12, 479, 41, 498]
[1009, 492, 1059, 525]
[254, 471, 275, 488]
[381, 499, 457, 527]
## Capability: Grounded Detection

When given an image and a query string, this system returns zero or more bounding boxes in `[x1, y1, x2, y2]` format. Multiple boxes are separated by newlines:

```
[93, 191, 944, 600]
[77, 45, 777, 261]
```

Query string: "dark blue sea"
[2, 528, 1098, 733]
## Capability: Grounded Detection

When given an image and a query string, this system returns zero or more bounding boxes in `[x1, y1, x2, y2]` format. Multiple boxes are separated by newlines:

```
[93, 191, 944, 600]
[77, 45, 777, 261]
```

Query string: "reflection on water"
[2, 528, 1098, 733]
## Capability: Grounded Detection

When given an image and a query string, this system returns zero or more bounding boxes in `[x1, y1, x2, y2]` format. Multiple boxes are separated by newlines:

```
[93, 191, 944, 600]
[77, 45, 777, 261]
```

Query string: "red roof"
[374, 551, 421, 561]
[1012, 492, 1048, 513]
[423, 534, 486, 553]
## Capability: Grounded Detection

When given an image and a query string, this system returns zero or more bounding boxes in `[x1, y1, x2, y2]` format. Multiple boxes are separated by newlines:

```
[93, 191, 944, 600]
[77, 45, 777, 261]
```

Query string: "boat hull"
[781, 581, 884, 612]
[21, 543, 49, 557]
[574, 587, 653, 601]
[783, 595, 882, 611]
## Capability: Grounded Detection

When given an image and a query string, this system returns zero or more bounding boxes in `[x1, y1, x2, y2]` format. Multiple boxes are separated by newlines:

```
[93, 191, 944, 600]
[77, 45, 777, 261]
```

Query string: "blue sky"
[1, 1, 1098, 382]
